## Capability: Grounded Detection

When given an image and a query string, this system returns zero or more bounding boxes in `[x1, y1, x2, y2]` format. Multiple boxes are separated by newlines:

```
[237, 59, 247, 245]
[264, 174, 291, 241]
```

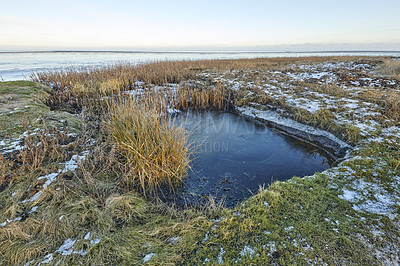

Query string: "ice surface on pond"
[173, 111, 333, 206]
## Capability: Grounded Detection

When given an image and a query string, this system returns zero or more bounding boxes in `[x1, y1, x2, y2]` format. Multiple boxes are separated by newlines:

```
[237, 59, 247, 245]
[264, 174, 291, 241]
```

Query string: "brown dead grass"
[105, 95, 191, 195]
[382, 92, 400, 121]
[31, 57, 367, 91]
[379, 59, 400, 78]
[18, 128, 70, 171]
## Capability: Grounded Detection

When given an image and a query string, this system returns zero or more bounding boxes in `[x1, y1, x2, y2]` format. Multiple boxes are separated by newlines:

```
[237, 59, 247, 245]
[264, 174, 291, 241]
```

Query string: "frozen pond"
[173, 111, 332, 207]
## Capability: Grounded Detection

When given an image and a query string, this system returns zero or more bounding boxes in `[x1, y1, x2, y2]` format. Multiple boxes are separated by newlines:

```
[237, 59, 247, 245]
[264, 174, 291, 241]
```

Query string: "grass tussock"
[106, 96, 191, 194]
[0, 154, 13, 191]
[382, 92, 400, 121]
[173, 83, 231, 111]
[379, 59, 400, 78]
[18, 128, 70, 171]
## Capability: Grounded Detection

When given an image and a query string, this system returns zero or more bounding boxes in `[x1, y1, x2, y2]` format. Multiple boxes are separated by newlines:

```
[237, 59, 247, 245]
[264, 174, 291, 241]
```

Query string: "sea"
[1, 50, 400, 81]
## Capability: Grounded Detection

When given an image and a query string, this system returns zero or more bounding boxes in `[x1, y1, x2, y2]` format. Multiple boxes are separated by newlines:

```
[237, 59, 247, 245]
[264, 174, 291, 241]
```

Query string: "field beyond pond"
[1, 56, 399, 265]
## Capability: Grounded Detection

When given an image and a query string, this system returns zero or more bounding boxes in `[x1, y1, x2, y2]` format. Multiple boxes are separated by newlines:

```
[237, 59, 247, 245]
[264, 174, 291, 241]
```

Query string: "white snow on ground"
[40, 253, 53, 264]
[167, 107, 180, 114]
[28, 206, 38, 214]
[1, 152, 88, 227]
[0, 217, 22, 227]
[36, 233, 103, 264]
[38, 172, 59, 189]
[20, 153, 87, 204]
[143, 253, 156, 263]
[90, 238, 101, 245]
[240, 245, 256, 258]
[339, 189, 362, 202]
[286, 71, 336, 83]
[263, 242, 277, 253]
[202, 231, 210, 243]
[339, 178, 399, 220]
[284, 96, 322, 113]
[84, 232, 91, 240]
[353, 194, 397, 220]
[168, 236, 181, 245]
[56, 238, 77, 255]
[0, 129, 44, 154]
[217, 247, 225, 264]
[0, 139, 26, 154]
[64, 154, 86, 172]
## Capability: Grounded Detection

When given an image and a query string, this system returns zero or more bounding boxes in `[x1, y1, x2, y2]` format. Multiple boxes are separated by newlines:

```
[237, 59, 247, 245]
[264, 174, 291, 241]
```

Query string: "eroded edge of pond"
[235, 106, 352, 161]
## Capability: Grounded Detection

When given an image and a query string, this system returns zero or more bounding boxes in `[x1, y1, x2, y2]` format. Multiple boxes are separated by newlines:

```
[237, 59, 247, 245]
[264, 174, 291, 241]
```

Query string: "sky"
[1, 0, 400, 51]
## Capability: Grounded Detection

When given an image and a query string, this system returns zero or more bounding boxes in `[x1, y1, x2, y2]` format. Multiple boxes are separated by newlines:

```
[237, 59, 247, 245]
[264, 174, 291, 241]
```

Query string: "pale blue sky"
[1, 0, 399, 51]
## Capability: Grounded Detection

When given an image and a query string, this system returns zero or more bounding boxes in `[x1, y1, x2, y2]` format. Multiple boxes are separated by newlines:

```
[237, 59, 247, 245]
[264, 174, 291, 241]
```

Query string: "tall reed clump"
[173, 83, 231, 111]
[379, 59, 400, 78]
[382, 92, 400, 122]
[105, 96, 191, 195]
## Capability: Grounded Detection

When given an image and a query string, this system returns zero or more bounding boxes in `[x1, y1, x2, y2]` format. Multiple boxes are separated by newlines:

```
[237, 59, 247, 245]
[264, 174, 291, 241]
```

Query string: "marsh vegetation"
[1, 57, 399, 265]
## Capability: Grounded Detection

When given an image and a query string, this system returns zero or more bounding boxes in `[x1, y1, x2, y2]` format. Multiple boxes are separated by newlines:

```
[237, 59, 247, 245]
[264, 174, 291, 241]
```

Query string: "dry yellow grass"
[383, 92, 400, 121]
[105, 95, 191, 194]
[31, 57, 366, 92]
[379, 59, 400, 78]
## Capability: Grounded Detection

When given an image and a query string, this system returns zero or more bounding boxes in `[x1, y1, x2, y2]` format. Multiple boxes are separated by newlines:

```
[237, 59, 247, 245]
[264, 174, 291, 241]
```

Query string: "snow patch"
[168, 236, 181, 245]
[28, 206, 38, 214]
[240, 245, 256, 258]
[56, 238, 76, 255]
[217, 247, 225, 264]
[90, 238, 101, 245]
[40, 253, 53, 264]
[143, 253, 156, 263]
[84, 232, 91, 240]
[339, 189, 361, 202]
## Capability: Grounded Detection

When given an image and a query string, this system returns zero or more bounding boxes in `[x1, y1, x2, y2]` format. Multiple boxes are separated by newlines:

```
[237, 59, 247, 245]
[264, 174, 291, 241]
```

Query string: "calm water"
[1, 51, 400, 81]
[173, 111, 331, 207]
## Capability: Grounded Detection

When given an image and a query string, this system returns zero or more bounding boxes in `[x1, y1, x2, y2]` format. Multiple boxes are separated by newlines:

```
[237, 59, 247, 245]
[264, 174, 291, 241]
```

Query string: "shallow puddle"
[172, 111, 332, 207]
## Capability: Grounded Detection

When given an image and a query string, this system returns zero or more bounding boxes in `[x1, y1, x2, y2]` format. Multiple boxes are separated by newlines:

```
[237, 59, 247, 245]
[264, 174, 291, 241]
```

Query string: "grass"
[0, 81, 81, 139]
[1, 56, 400, 264]
[379, 59, 400, 78]
[105, 95, 191, 194]
[31, 57, 369, 93]
[382, 92, 400, 122]
[187, 176, 378, 265]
